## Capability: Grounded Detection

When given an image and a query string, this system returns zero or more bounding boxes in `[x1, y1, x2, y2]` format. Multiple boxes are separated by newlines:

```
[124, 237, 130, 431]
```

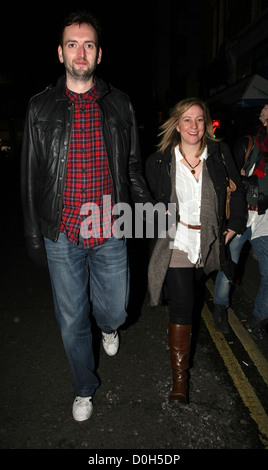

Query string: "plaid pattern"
[248, 203, 258, 211]
[253, 155, 266, 178]
[256, 126, 268, 153]
[60, 84, 114, 248]
[255, 126, 268, 178]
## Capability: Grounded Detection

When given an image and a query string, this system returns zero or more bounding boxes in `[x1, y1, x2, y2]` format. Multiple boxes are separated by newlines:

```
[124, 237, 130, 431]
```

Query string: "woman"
[146, 98, 246, 404]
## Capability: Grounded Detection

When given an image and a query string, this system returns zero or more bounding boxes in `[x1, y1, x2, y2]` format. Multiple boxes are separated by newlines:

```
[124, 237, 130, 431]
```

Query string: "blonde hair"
[157, 97, 215, 154]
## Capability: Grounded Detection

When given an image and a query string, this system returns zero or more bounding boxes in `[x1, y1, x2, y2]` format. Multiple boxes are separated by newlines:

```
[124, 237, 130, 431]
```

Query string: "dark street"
[1, 1, 268, 465]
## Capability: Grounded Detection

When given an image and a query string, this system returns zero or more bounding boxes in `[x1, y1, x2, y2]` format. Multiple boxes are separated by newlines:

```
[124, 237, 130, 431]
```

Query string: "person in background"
[146, 98, 245, 404]
[213, 104, 268, 338]
[20, 10, 153, 422]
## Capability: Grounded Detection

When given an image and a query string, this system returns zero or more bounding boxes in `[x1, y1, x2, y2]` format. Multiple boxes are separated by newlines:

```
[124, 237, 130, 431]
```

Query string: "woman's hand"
[223, 229, 236, 245]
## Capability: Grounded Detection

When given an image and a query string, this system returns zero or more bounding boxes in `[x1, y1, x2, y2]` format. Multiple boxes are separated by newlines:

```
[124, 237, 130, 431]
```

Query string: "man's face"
[58, 23, 102, 83]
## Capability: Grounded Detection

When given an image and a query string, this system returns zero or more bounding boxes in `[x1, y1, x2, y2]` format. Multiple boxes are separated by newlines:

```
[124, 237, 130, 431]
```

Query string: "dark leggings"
[165, 267, 205, 325]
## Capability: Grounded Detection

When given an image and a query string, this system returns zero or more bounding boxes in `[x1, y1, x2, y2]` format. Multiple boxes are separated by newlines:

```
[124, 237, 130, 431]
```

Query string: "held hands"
[223, 229, 236, 245]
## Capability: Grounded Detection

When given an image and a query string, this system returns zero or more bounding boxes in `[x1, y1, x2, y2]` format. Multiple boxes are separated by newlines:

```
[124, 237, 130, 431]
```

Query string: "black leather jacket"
[21, 75, 153, 263]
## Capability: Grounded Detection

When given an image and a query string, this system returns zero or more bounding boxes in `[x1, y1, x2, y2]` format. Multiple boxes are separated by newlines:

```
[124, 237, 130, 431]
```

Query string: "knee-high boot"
[167, 322, 192, 403]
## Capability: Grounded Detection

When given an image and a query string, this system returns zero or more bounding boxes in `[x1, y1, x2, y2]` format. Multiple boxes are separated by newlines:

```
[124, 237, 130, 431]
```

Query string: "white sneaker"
[72, 396, 93, 422]
[102, 331, 119, 356]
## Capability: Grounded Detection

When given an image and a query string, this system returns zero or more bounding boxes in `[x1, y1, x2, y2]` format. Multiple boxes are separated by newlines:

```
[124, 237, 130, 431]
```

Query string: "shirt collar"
[65, 80, 100, 102]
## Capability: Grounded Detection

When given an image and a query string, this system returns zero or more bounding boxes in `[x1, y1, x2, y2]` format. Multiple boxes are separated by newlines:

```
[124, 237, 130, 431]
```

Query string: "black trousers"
[165, 267, 205, 325]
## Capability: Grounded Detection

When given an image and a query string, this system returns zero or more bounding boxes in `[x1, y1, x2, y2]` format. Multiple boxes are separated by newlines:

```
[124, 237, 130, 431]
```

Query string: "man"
[21, 11, 153, 422]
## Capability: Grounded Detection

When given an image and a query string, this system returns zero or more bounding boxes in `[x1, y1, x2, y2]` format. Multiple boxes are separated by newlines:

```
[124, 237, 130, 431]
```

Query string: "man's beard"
[64, 58, 98, 83]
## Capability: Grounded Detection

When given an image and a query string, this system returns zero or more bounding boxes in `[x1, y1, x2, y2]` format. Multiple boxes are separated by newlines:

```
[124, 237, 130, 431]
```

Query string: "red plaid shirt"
[60, 83, 114, 248]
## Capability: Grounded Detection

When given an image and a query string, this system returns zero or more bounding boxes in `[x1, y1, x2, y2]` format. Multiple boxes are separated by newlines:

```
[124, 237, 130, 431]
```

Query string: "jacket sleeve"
[145, 150, 171, 207]
[20, 102, 47, 267]
[221, 141, 247, 234]
[145, 152, 159, 200]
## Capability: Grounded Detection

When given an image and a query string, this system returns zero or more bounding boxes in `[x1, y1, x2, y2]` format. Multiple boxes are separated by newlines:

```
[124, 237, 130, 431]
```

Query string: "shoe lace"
[103, 331, 117, 344]
[75, 396, 91, 406]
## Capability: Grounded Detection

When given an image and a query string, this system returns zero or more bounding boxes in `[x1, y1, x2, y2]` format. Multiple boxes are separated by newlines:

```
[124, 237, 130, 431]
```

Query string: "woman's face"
[176, 105, 205, 147]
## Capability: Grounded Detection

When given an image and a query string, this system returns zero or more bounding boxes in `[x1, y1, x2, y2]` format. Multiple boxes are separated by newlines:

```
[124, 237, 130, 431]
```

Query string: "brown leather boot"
[167, 322, 191, 403]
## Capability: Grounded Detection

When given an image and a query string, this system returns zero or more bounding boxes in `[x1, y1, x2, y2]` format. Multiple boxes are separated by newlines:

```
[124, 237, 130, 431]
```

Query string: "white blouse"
[173, 145, 208, 264]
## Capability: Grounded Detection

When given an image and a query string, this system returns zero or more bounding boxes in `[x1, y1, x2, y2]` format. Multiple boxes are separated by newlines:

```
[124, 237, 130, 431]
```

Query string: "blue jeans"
[214, 227, 268, 321]
[44, 233, 129, 397]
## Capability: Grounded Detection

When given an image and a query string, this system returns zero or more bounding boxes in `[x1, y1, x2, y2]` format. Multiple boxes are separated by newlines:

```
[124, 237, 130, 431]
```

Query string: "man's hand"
[26, 237, 48, 267]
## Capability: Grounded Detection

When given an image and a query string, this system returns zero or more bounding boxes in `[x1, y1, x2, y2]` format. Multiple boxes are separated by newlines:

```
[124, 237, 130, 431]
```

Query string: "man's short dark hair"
[59, 10, 102, 47]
